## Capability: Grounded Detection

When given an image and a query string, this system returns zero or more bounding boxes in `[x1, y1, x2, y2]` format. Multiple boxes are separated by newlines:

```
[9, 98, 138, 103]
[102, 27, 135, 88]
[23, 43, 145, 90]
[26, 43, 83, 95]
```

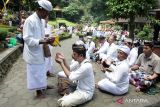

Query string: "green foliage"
[149, 16, 160, 26]
[48, 18, 76, 26]
[114, 25, 122, 31]
[90, 0, 108, 23]
[0, 29, 8, 41]
[137, 25, 153, 41]
[107, 0, 156, 19]
[134, 28, 140, 35]
[50, 0, 70, 8]
[59, 32, 72, 40]
[8, 27, 17, 32]
[2, 12, 14, 22]
[0, 25, 9, 41]
[62, 3, 83, 22]
[49, 11, 56, 20]
[0, 25, 17, 41]
[106, 0, 156, 39]
[80, 15, 93, 24]
[61, 0, 102, 23]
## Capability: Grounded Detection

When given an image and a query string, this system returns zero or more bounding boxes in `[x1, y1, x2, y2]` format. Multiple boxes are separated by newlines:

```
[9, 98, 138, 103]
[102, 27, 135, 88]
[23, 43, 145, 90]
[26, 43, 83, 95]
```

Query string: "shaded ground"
[0, 35, 160, 107]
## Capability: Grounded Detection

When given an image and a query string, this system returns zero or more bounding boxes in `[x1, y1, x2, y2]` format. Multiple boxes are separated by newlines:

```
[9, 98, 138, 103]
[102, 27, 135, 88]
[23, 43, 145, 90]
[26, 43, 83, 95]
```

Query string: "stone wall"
[0, 36, 72, 81]
[0, 45, 22, 81]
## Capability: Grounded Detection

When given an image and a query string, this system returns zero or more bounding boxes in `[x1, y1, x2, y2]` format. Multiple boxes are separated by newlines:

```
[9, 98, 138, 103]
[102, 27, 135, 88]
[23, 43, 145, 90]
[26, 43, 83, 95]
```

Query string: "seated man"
[55, 44, 95, 107]
[100, 35, 118, 61]
[57, 42, 84, 96]
[93, 36, 109, 61]
[125, 39, 139, 67]
[97, 45, 130, 95]
[85, 36, 96, 60]
[57, 59, 79, 77]
[57, 59, 79, 96]
[94, 36, 109, 55]
[129, 42, 160, 91]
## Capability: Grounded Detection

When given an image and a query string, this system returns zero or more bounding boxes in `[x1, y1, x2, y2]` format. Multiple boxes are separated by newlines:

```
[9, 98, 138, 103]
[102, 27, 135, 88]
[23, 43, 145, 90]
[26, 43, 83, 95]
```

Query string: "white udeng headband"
[38, 0, 53, 11]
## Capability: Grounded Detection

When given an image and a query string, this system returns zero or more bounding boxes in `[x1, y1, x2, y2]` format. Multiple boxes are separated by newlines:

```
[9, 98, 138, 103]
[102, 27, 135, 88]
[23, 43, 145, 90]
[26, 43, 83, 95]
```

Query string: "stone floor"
[0, 35, 160, 107]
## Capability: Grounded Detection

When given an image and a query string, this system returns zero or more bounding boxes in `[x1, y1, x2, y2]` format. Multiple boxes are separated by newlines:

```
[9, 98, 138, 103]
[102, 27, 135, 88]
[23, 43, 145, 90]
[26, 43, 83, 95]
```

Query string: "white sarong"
[57, 90, 92, 107]
[27, 63, 47, 90]
[45, 57, 54, 73]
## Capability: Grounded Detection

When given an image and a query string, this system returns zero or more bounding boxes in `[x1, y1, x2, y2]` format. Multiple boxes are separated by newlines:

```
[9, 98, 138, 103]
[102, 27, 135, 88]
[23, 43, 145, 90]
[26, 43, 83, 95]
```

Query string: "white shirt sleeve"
[105, 64, 125, 83]
[70, 61, 79, 71]
[105, 44, 117, 59]
[87, 42, 95, 54]
[97, 42, 109, 54]
[128, 48, 138, 67]
[69, 64, 88, 81]
[23, 19, 40, 47]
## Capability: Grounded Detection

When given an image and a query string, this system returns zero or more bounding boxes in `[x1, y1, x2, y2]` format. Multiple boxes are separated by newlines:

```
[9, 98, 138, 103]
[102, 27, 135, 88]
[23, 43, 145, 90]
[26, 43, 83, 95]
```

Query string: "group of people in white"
[82, 24, 129, 40]
[56, 32, 160, 107]
[54, 33, 160, 107]
[22, 0, 160, 107]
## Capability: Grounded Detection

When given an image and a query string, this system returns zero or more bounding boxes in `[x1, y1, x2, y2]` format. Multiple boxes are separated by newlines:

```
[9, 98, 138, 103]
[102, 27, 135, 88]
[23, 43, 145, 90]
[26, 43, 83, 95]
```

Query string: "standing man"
[55, 44, 95, 107]
[23, 0, 53, 98]
[44, 15, 55, 77]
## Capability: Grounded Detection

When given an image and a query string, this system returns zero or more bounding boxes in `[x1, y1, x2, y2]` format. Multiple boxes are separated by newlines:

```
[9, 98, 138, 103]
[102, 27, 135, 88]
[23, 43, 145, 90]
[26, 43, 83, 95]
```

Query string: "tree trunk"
[18, 0, 21, 26]
[129, 15, 135, 41]
[153, 24, 160, 42]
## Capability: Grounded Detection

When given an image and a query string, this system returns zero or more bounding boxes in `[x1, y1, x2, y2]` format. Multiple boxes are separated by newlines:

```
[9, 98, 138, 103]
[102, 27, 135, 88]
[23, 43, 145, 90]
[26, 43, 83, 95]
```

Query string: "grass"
[0, 25, 11, 31]
[0, 24, 16, 32]
[48, 18, 76, 27]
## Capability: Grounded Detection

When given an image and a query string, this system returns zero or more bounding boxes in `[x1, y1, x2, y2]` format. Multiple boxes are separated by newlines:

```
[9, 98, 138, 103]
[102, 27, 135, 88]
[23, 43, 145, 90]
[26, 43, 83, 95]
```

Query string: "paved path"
[0, 35, 160, 107]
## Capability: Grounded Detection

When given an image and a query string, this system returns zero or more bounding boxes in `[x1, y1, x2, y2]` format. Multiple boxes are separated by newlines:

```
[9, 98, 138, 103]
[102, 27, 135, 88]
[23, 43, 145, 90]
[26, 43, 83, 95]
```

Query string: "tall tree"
[90, 0, 108, 23]
[62, 2, 83, 22]
[61, 0, 93, 23]
[107, 0, 156, 40]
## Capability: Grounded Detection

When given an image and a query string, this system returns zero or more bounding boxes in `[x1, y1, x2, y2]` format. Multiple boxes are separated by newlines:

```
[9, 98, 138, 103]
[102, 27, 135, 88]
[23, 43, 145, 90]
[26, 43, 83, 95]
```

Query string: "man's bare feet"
[47, 71, 55, 77]
[135, 86, 141, 92]
[36, 90, 45, 99]
[130, 80, 137, 87]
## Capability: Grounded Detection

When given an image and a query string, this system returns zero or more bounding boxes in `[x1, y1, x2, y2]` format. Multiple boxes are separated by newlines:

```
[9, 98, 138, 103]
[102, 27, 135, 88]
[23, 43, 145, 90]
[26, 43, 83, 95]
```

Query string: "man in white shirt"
[44, 15, 55, 77]
[23, 0, 53, 98]
[55, 44, 95, 107]
[125, 39, 139, 67]
[95, 36, 109, 55]
[100, 35, 118, 61]
[97, 45, 130, 95]
[85, 36, 96, 60]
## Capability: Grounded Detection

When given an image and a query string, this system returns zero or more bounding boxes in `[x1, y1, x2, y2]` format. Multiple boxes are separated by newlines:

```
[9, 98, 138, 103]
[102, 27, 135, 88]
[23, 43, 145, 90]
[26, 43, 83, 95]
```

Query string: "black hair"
[72, 44, 86, 57]
[144, 42, 154, 49]
[127, 42, 132, 46]
[99, 36, 105, 40]
[134, 41, 141, 47]
[112, 34, 117, 40]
